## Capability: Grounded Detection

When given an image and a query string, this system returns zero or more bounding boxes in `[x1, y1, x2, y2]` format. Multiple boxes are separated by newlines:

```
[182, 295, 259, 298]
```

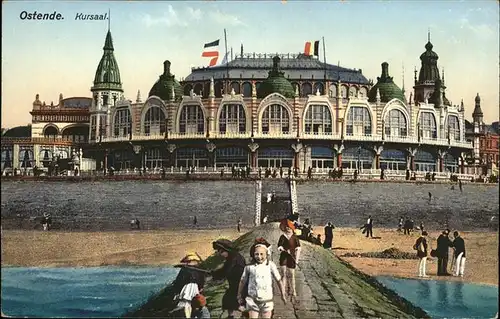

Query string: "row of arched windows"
[109, 103, 461, 141]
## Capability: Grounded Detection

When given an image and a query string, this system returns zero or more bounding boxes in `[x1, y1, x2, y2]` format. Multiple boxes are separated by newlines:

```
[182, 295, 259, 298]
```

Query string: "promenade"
[126, 223, 429, 318]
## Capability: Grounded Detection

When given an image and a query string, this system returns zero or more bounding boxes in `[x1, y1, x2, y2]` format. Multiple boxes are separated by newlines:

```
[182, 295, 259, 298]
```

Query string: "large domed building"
[2, 30, 478, 176]
[80, 30, 473, 174]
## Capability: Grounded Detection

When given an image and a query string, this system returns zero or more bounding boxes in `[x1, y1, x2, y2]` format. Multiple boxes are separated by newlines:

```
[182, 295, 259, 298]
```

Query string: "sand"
[1, 227, 497, 286]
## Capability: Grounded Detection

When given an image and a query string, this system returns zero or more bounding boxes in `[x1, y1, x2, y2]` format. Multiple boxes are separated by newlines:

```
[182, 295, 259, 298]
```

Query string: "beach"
[1, 227, 497, 286]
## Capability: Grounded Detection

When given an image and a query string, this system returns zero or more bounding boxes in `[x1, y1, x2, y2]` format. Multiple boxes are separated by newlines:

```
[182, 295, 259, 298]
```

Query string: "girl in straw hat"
[171, 252, 205, 318]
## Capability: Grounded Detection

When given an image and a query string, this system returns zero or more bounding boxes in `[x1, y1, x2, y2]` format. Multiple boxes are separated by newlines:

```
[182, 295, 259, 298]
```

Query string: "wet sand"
[1, 227, 497, 286]
[326, 227, 498, 286]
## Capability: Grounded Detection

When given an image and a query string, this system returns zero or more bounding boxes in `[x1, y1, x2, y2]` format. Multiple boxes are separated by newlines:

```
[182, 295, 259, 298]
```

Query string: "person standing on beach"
[451, 231, 466, 277]
[436, 229, 453, 276]
[277, 219, 301, 299]
[365, 215, 373, 238]
[211, 239, 246, 319]
[323, 222, 335, 249]
[414, 231, 429, 277]
[237, 218, 242, 233]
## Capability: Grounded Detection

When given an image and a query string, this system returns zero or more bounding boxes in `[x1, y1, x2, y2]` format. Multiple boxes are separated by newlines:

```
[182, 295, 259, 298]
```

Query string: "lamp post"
[357, 146, 362, 172]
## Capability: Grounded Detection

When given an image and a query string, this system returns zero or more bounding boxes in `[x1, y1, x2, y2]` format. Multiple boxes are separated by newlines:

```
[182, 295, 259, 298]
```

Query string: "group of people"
[170, 217, 301, 319]
[414, 229, 466, 278]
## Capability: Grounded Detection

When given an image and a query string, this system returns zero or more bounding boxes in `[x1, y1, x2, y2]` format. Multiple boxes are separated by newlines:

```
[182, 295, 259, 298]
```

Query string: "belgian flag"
[304, 40, 320, 56]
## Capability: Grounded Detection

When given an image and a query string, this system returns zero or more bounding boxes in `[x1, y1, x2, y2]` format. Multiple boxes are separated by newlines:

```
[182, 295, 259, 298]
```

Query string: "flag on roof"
[304, 40, 320, 56]
[202, 39, 220, 66]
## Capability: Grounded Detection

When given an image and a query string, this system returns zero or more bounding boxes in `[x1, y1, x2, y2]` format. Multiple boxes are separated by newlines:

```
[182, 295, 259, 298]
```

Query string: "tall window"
[179, 105, 205, 134]
[215, 147, 249, 167]
[144, 106, 166, 135]
[304, 105, 332, 134]
[261, 104, 290, 134]
[145, 148, 163, 169]
[384, 109, 407, 137]
[346, 106, 371, 135]
[114, 108, 131, 137]
[419, 112, 437, 139]
[219, 104, 246, 134]
[447, 115, 460, 141]
[90, 116, 96, 140]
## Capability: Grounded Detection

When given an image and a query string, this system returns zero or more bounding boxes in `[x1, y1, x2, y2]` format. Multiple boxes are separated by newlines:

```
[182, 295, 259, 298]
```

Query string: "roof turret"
[148, 60, 183, 101]
[473, 93, 483, 119]
[91, 30, 123, 92]
[256, 56, 295, 98]
[367, 62, 405, 103]
[417, 32, 440, 84]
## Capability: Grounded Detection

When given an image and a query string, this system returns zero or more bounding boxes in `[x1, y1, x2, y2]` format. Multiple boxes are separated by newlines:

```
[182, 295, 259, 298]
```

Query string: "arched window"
[261, 104, 290, 134]
[349, 86, 357, 97]
[291, 83, 299, 96]
[447, 115, 460, 141]
[143, 106, 166, 135]
[214, 81, 223, 97]
[419, 112, 437, 139]
[384, 109, 407, 137]
[329, 84, 337, 98]
[219, 104, 246, 134]
[183, 84, 192, 96]
[114, 108, 131, 138]
[242, 82, 252, 97]
[231, 82, 240, 94]
[193, 83, 203, 96]
[346, 106, 371, 135]
[359, 87, 368, 98]
[341, 85, 348, 98]
[313, 83, 324, 95]
[1, 148, 13, 170]
[304, 105, 332, 134]
[301, 83, 312, 97]
[19, 148, 34, 168]
[62, 126, 89, 143]
[43, 126, 58, 139]
[179, 105, 205, 134]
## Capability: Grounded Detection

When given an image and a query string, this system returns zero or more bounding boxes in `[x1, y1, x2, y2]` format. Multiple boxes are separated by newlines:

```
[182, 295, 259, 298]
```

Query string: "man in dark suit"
[436, 229, 453, 275]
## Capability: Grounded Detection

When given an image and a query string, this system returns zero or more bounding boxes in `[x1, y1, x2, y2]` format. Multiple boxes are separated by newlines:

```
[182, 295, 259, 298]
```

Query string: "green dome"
[368, 62, 405, 103]
[149, 60, 183, 101]
[257, 56, 295, 98]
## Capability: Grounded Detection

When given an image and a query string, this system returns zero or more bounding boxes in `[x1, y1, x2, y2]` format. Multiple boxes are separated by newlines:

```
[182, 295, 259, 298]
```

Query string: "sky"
[2, 0, 499, 128]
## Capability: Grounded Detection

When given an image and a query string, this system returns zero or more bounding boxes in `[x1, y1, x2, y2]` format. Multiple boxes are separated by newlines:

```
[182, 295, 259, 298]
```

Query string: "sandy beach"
[1, 227, 497, 286]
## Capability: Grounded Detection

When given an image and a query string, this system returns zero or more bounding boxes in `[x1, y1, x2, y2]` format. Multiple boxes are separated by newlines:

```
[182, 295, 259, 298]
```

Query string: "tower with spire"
[89, 16, 124, 141]
[413, 31, 450, 107]
[472, 93, 484, 164]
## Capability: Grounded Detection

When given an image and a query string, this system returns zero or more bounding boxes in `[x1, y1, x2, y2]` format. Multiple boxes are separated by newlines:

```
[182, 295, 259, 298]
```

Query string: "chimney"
[163, 60, 171, 75]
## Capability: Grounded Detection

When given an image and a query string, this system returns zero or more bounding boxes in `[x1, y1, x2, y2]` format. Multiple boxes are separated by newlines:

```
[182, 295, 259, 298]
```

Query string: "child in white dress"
[237, 239, 286, 319]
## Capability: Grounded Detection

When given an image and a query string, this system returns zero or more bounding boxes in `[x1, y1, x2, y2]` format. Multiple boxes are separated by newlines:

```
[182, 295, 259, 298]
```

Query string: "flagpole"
[224, 29, 229, 94]
[322, 36, 327, 81]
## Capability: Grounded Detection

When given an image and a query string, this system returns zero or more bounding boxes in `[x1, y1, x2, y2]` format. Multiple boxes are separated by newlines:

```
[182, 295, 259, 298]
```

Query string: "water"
[298, 182, 499, 230]
[1, 180, 256, 230]
[376, 276, 499, 318]
[1, 266, 179, 318]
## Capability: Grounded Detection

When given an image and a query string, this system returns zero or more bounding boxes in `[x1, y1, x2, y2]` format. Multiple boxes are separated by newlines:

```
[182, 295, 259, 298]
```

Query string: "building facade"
[84, 30, 472, 174]
[2, 30, 480, 176]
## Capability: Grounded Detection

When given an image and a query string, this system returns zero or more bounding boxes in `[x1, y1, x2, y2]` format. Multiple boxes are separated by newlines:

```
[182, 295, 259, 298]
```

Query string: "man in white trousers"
[451, 231, 466, 277]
